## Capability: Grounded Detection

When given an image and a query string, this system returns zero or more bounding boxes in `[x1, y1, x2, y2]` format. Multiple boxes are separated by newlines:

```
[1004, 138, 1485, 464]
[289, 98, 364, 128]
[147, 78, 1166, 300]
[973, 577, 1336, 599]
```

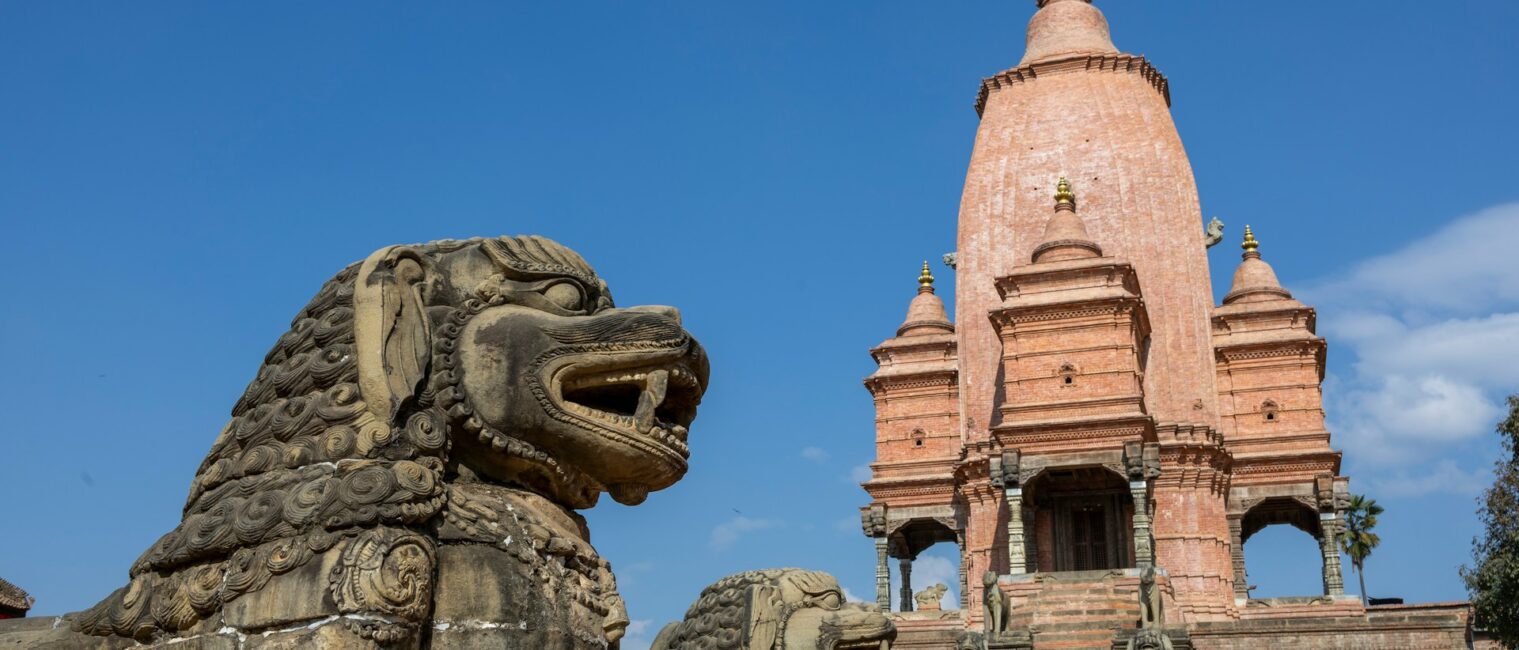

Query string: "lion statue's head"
[71, 236, 708, 643]
[651, 569, 896, 650]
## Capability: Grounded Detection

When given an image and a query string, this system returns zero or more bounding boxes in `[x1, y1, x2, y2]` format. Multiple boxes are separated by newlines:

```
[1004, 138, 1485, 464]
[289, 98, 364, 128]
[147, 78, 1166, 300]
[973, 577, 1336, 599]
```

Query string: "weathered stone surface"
[1, 236, 707, 648]
[651, 569, 896, 650]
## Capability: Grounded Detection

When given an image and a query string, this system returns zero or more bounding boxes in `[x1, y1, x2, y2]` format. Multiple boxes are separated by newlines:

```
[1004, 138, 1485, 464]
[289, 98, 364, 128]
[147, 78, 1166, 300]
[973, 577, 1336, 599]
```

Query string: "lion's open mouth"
[555, 360, 702, 457]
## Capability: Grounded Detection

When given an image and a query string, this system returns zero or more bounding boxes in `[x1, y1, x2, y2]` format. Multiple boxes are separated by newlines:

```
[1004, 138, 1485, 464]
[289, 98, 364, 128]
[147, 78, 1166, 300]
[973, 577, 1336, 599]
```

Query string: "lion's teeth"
[634, 370, 668, 432]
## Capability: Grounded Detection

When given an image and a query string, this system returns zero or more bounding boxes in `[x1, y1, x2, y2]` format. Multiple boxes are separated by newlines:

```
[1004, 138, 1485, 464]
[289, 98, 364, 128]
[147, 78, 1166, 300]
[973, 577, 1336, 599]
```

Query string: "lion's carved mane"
[58, 235, 706, 649]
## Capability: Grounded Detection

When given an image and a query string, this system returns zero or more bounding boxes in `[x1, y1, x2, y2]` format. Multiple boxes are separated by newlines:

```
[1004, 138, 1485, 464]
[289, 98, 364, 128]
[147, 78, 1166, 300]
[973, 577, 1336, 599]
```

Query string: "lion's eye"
[819, 592, 842, 610]
[543, 282, 585, 311]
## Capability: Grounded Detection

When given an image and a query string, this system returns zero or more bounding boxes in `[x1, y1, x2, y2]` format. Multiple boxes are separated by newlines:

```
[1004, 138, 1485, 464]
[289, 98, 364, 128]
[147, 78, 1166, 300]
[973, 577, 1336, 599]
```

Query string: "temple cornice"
[976, 53, 1171, 116]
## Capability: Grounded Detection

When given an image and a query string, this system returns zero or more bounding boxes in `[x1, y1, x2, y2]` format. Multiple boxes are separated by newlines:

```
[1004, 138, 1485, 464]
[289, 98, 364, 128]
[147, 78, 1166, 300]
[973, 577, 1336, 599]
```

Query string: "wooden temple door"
[1070, 506, 1109, 571]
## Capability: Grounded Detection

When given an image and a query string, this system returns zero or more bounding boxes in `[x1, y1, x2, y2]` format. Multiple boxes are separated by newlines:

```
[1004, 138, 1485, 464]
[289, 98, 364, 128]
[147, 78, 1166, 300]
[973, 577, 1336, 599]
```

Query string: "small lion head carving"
[651, 568, 895, 650]
[73, 236, 708, 643]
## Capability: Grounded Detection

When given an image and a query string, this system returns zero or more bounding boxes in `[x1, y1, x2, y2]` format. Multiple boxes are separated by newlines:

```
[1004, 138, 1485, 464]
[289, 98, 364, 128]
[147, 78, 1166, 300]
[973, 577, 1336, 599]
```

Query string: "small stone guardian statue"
[1203, 217, 1226, 248]
[983, 571, 1005, 634]
[1139, 566, 1163, 629]
[1126, 566, 1177, 650]
[914, 583, 949, 611]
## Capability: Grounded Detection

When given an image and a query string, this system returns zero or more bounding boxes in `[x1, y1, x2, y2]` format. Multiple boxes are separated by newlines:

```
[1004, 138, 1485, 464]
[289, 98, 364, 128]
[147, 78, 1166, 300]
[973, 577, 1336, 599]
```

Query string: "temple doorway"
[887, 519, 960, 612]
[1027, 467, 1134, 572]
[1238, 497, 1324, 598]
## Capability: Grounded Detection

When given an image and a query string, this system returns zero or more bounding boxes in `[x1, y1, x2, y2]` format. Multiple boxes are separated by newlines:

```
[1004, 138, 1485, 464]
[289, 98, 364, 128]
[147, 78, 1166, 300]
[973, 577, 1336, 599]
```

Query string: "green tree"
[1338, 494, 1382, 605]
[1463, 395, 1519, 644]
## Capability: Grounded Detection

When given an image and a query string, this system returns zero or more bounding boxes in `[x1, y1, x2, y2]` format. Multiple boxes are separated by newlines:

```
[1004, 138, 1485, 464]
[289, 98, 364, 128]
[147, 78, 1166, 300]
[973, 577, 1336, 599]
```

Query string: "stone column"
[1130, 480, 1154, 568]
[1228, 514, 1247, 600]
[899, 558, 914, 612]
[996, 450, 1027, 574]
[875, 536, 891, 611]
[1007, 487, 1027, 574]
[957, 530, 969, 612]
[1315, 476, 1346, 598]
[1124, 442, 1160, 569]
[1319, 515, 1345, 597]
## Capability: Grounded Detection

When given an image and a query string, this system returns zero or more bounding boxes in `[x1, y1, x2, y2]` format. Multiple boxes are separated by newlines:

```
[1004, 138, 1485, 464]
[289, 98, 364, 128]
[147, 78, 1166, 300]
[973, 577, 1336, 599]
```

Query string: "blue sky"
[1, 2, 1516, 647]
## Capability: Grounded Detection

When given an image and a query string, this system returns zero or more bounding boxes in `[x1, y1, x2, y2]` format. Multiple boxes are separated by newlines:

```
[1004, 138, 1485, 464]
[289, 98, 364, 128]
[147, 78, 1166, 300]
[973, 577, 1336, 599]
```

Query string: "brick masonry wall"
[956, 65, 1220, 447]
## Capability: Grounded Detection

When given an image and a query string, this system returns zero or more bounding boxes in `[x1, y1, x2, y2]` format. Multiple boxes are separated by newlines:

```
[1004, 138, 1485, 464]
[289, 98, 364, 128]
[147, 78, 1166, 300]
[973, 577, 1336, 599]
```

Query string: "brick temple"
[857, 1, 1475, 647]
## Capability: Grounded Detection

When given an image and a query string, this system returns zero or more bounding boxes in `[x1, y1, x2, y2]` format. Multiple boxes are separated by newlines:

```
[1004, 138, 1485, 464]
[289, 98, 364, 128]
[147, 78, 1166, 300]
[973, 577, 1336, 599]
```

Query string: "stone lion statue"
[9, 236, 708, 649]
[649, 569, 895, 650]
[1202, 217, 1225, 248]
[913, 583, 948, 611]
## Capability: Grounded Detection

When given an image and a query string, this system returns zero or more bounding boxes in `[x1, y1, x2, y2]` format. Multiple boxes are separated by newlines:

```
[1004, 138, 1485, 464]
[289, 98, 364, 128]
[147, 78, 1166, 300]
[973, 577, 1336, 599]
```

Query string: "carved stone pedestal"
[955, 629, 1034, 650]
[1111, 627, 1193, 650]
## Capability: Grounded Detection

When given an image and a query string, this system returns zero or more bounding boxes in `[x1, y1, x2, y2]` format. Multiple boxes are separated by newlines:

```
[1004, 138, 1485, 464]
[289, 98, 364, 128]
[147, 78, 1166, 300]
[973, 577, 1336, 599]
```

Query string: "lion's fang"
[635, 370, 668, 432]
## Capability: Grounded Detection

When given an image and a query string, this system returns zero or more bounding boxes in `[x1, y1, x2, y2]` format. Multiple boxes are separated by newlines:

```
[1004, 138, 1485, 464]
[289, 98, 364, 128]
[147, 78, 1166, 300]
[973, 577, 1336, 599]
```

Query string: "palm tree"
[1338, 494, 1383, 605]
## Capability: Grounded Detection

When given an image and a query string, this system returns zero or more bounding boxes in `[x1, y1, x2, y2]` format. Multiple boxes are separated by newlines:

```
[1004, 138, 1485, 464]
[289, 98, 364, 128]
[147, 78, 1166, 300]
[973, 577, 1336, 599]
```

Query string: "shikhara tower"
[859, 1, 1473, 647]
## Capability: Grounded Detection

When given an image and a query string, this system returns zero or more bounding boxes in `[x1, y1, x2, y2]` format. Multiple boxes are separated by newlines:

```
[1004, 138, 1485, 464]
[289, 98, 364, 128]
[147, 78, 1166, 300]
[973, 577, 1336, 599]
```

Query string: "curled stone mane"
[660, 569, 840, 650]
[72, 235, 620, 643]
[664, 570, 792, 650]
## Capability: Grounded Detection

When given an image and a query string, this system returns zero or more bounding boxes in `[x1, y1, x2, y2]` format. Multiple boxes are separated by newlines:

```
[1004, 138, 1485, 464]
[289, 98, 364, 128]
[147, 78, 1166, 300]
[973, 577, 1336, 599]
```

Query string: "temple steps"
[1001, 570, 1153, 650]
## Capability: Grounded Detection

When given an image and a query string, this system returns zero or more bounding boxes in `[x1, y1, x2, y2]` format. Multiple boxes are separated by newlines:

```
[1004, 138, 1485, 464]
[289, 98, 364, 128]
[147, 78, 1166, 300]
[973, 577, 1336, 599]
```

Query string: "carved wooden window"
[1261, 400, 1280, 422]
[911, 428, 926, 448]
[1058, 363, 1078, 386]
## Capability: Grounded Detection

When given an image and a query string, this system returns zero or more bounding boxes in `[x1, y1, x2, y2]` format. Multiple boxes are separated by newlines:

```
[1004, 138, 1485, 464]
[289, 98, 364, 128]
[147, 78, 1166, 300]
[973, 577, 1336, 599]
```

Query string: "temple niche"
[856, 0, 1476, 647]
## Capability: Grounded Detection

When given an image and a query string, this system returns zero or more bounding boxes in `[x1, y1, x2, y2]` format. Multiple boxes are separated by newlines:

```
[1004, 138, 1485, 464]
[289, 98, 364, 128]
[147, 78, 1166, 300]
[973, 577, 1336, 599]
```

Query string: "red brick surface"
[854, 2, 1469, 647]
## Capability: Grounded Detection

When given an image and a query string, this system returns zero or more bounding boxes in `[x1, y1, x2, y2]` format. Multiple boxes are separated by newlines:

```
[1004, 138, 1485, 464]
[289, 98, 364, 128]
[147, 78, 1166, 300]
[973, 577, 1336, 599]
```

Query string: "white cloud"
[709, 516, 783, 550]
[1328, 373, 1503, 466]
[850, 464, 873, 483]
[1358, 459, 1491, 498]
[1303, 203, 1519, 475]
[842, 587, 866, 604]
[801, 446, 831, 463]
[621, 619, 655, 650]
[1308, 203, 1519, 315]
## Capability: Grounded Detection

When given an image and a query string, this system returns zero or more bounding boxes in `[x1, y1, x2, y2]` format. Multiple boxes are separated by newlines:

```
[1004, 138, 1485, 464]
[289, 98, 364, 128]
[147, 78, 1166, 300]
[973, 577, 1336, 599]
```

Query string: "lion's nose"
[625, 305, 681, 325]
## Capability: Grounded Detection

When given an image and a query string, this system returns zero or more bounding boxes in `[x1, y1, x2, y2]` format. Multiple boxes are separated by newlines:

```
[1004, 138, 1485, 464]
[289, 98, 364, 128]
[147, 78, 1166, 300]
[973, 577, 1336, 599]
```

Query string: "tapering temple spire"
[1032, 177, 1102, 263]
[1224, 225, 1292, 304]
[1021, 0, 1118, 66]
[897, 261, 953, 336]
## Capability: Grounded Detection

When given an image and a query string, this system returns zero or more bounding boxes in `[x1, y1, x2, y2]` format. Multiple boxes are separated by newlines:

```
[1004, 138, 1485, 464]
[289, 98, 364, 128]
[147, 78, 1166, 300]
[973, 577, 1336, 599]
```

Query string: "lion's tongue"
[634, 369, 669, 432]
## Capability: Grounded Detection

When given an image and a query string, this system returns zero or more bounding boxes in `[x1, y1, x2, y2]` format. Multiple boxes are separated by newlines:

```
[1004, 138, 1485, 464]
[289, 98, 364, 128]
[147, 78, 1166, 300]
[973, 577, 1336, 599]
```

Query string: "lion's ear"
[745, 585, 781, 650]
[354, 246, 433, 424]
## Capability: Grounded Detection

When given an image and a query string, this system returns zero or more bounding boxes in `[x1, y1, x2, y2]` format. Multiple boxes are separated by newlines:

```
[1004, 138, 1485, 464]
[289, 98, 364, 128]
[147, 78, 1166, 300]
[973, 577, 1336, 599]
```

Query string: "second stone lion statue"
[651, 569, 895, 650]
[13, 236, 708, 649]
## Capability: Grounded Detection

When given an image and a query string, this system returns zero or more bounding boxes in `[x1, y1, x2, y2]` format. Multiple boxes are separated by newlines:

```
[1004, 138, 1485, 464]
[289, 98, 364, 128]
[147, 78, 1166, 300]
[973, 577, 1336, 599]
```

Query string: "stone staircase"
[1002, 570, 1154, 649]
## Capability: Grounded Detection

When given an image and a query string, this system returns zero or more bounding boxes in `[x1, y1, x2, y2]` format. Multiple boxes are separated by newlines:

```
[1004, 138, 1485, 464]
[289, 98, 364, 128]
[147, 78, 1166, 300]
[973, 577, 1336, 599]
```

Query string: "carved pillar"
[1316, 476, 1345, 597]
[862, 506, 891, 611]
[1228, 514, 1247, 600]
[1124, 442, 1160, 568]
[1007, 489, 1026, 574]
[994, 450, 1027, 574]
[957, 529, 969, 612]
[1129, 481, 1153, 568]
[900, 558, 914, 612]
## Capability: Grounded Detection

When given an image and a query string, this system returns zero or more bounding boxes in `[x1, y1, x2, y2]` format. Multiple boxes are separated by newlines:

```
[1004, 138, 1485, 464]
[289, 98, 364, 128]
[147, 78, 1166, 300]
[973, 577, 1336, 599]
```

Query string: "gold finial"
[1054, 177, 1075, 207]
[1241, 225, 1259, 253]
[918, 260, 935, 290]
